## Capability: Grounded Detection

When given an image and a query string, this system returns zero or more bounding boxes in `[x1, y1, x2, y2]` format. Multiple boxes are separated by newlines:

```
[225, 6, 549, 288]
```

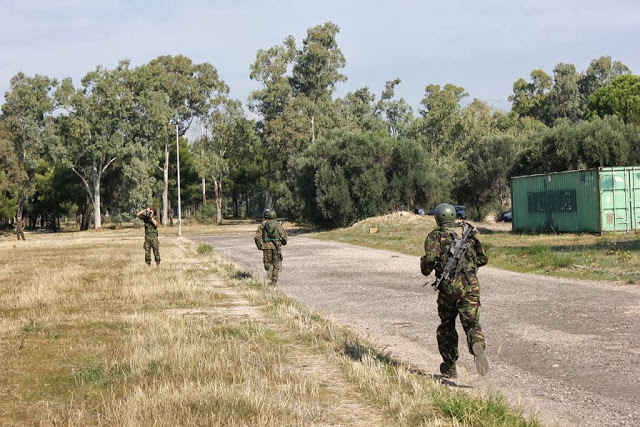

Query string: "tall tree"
[1, 73, 58, 219]
[579, 56, 631, 100]
[196, 99, 257, 224]
[508, 69, 552, 122]
[377, 78, 414, 138]
[0, 126, 22, 221]
[55, 62, 136, 229]
[290, 21, 347, 142]
[546, 63, 583, 123]
[137, 55, 228, 224]
[412, 83, 467, 155]
[588, 74, 640, 126]
[249, 22, 347, 207]
[335, 87, 386, 133]
[249, 39, 296, 208]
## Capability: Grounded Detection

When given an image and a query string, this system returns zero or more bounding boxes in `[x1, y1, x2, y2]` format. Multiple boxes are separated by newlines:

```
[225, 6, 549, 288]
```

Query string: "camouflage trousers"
[262, 249, 282, 284]
[144, 236, 161, 265]
[16, 230, 25, 240]
[436, 273, 485, 370]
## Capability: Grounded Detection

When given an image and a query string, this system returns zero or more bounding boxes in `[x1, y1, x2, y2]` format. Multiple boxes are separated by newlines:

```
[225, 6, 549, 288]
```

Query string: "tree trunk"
[82, 203, 91, 230]
[214, 176, 222, 225]
[93, 171, 102, 229]
[202, 176, 207, 205]
[233, 192, 239, 217]
[265, 157, 272, 209]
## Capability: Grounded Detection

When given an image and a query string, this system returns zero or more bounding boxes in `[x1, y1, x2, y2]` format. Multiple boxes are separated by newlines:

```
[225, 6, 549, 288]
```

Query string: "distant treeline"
[1, 21, 639, 229]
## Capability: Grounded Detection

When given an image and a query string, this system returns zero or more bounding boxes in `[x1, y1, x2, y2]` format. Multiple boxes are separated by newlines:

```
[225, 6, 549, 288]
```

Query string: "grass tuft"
[196, 243, 213, 254]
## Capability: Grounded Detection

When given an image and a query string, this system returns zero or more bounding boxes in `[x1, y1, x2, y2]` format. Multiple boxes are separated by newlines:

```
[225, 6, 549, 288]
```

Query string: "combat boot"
[439, 362, 457, 379]
[472, 342, 489, 376]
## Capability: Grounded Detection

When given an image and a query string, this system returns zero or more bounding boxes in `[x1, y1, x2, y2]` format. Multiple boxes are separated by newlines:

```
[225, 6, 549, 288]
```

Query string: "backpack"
[262, 221, 280, 243]
[438, 226, 478, 298]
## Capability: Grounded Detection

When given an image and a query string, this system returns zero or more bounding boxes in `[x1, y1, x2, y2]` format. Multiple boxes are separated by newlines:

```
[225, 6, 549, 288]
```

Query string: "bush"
[195, 203, 217, 224]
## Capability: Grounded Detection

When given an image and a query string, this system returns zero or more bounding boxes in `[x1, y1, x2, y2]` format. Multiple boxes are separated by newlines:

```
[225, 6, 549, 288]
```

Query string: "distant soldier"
[254, 209, 288, 284]
[420, 203, 489, 379]
[136, 207, 161, 267]
[14, 217, 25, 241]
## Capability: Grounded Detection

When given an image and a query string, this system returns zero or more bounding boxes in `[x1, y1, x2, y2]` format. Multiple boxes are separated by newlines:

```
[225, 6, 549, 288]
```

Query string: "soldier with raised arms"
[136, 206, 161, 267]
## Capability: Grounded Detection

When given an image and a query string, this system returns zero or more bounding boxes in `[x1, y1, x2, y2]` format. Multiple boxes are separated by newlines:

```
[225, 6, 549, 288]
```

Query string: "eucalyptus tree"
[195, 99, 257, 224]
[546, 63, 583, 123]
[335, 87, 386, 132]
[249, 38, 296, 207]
[458, 99, 495, 151]
[376, 78, 414, 138]
[579, 56, 631, 101]
[290, 21, 347, 142]
[508, 69, 552, 123]
[410, 83, 467, 156]
[249, 21, 347, 207]
[1, 72, 58, 219]
[137, 55, 228, 224]
[54, 61, 138, 229]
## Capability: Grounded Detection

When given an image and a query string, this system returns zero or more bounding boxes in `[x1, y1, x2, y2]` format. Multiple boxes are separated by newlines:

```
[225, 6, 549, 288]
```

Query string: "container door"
[600, 169, 630, 232]
[630, 167, 640, 231]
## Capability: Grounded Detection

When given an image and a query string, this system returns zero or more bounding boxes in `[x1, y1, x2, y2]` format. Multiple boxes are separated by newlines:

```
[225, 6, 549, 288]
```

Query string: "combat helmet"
[434, 203, 456, 225]
[263, 209, 270, 219]
[266, 209, 277, 220]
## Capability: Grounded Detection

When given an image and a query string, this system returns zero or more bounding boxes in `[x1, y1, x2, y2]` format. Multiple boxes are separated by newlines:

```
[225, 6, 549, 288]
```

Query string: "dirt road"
[191, 232, 640, 426]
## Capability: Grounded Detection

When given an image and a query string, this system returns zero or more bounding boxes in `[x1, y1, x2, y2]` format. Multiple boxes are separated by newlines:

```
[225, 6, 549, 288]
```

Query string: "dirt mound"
[349, 211, 434, 229]
[348, 211, 512, 233]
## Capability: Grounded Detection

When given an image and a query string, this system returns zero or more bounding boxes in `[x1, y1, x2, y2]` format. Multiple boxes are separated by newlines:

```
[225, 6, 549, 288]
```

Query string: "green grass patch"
[431, 388, 540, 427]
[197, 242, 214, 254]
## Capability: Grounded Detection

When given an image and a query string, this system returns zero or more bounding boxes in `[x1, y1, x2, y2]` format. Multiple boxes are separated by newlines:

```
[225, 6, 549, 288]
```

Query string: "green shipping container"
[510, 166, 640, 233]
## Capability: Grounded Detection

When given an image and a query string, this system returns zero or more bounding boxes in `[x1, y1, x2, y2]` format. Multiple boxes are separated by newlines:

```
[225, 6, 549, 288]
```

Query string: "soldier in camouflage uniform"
[14, 217, 25, 241]
[136, 207, 161, 267]
[420, 203, 489, 379]
[254, 209, 287, 285]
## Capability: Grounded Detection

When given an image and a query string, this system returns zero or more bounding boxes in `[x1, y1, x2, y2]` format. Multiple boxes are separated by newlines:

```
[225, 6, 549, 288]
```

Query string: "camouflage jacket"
[420, 221, 487, 278]
[141, 215, 158, 239]
[254, 220, 288, 250]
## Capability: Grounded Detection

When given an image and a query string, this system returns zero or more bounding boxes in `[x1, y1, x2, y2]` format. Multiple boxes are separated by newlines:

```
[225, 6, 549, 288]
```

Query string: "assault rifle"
[432, 222, 475, 291]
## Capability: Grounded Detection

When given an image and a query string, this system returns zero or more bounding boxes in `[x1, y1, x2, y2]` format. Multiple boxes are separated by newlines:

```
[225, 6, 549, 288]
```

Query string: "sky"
[1, 0, 639, 116]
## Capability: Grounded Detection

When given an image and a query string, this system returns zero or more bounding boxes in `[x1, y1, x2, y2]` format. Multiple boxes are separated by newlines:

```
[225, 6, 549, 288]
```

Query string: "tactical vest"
[262, 221, 280, 242]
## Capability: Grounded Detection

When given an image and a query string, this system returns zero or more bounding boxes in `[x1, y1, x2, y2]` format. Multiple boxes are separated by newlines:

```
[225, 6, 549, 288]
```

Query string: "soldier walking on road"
[14, 217, 25, 241]
[420, 203, 489, 379]
[136, 207, 161, 267]
[254, 209, 287, 285]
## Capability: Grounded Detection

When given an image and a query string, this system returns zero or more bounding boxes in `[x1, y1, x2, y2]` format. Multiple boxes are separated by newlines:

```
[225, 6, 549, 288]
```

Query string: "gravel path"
[191, 232, 640, 427]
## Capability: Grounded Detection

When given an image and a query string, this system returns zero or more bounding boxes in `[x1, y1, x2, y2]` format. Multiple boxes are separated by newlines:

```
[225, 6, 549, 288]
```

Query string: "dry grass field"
[0, 225, 538, 426]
